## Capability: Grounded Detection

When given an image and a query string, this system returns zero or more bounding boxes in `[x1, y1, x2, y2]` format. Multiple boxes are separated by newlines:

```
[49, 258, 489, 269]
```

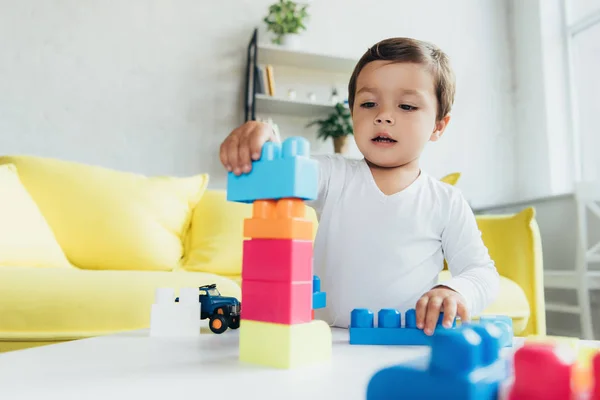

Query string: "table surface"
[0, 327, 576, 400]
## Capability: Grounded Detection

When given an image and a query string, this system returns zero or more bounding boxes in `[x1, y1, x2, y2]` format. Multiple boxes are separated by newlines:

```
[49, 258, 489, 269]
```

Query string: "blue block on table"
[312, 292, 326, 309]
[366, 323, 508, 400]
[312, 275, 326, 309]
[478, 315, 513, 347]
[226, 136, 319, 203]
[349, 308, 456, 346]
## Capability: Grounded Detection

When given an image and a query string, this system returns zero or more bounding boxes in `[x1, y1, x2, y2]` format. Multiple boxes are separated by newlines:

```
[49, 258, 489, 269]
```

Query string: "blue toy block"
[312, 292, 326, 309]
[312, 276, 326, 309]
[349, 308, 456, 345]
[313, 275, 321, 292]
[366, 323, 508, 400]
[226, 136, 319, 203]
[478, 315, 513, 347]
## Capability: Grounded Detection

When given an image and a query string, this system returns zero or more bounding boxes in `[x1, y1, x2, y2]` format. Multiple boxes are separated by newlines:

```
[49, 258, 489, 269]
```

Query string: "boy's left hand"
[415, 285, 470, 336]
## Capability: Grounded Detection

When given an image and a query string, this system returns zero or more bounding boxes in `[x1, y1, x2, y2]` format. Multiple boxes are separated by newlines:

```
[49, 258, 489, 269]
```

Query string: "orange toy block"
[244, 198, 313, 240]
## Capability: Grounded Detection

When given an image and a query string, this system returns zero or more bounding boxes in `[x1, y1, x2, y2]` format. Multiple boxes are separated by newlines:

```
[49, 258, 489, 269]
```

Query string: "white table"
[0, 327, 525, 400]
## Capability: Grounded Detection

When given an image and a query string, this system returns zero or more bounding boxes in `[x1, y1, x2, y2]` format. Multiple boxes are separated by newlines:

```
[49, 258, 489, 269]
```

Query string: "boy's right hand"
[219, 121, 278, 176]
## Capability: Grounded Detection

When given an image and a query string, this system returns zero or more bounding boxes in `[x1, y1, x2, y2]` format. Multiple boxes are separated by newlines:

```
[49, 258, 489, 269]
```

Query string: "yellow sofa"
[0, 155, 242, 352]
[0, 156, 544, 353]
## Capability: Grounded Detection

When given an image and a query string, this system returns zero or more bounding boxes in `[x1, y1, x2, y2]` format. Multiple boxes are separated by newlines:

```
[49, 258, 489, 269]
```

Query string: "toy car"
[175, 284, 241, 334]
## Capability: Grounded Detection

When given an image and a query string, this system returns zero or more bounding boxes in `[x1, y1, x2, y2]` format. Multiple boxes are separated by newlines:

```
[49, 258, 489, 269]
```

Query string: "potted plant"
[307, 103, 354, 154]
[263, 0, 309, 46]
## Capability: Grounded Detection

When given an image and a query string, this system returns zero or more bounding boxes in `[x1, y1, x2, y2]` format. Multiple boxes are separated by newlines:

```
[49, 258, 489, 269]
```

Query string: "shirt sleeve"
[438, 189, 500, 318]
[305, 154, 334, 217]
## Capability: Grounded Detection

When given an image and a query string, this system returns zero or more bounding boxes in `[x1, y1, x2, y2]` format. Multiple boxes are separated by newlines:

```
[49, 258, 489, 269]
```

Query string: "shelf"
[254, 94, 336, 118]
[256, 43, 357, 74]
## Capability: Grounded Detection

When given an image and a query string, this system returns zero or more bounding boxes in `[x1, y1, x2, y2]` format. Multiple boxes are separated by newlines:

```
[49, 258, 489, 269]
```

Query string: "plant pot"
[333, 136, 349, 154]
[279, 33, 300, 49]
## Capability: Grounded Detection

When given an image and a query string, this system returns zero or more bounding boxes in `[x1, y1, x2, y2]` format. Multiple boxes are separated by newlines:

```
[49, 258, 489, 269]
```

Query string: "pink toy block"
[593, 352, 600, 400]
[241, 279, 312, 324]
[242, 239, 313, 282]
[508, 343, 573, 400]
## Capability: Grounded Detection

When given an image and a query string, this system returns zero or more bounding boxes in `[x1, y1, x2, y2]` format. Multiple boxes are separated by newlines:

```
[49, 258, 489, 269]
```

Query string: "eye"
[360, 102, 376, 108]
[400, 104, 417, 111]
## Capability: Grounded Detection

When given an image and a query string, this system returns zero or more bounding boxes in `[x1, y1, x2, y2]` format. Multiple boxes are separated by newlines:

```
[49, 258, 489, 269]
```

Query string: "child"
[219, 37, 500, 335]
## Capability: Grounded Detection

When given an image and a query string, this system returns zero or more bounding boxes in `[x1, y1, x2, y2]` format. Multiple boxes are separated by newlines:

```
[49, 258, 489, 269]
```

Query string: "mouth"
[371, 133, 397, 143]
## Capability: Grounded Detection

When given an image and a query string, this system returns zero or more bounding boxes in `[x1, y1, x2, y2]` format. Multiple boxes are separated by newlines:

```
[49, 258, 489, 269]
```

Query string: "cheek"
[399, 114, 434, 136]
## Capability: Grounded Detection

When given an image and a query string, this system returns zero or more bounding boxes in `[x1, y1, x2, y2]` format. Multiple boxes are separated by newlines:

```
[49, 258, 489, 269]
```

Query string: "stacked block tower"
[226, 136, 332, 369]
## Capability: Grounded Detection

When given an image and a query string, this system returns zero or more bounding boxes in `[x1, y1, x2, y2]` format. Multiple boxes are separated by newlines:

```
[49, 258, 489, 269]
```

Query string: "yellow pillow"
[182, 190, 252, 276]
[440, 172, 461, 185]
[182, 189, 318, 277]
[0, 155, 208, 272]
[0, 164, 71, 268]
[475, 207, 545, 336]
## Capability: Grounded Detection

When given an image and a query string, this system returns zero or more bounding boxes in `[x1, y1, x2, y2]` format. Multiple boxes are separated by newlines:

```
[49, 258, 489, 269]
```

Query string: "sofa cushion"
[0, 155, 208, 272]
[0, 164, 72, 269]
[0, 266, 240, 350]
[182, 189, 318, 278]
[182, 189, 252, 276]
[438, 270, 530, 334]
[475, 207, 544, 336]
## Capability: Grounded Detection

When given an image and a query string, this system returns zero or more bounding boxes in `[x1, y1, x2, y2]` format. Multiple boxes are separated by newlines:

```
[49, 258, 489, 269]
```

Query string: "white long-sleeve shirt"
[306, 155, 500, 328]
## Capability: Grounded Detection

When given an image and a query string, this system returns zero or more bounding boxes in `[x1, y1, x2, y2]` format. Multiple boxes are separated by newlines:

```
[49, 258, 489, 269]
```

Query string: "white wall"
[0, 0, 518, 208]
[507, 0, 574, 204]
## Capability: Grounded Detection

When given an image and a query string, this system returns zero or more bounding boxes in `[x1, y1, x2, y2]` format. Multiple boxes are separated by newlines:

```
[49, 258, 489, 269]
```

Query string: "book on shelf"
[253, 65, 275, 96]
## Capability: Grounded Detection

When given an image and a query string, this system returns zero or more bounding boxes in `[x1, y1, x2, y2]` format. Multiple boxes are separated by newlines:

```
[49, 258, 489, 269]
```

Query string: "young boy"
[219, 37, 500, 336]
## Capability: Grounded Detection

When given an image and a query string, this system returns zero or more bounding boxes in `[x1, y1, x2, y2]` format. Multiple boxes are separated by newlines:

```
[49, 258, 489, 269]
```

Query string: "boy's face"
[352, 60, 449, 169]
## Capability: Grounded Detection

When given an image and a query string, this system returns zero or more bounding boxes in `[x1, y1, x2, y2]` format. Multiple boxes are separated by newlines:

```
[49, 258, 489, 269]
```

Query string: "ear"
[430, 114, 451, 142]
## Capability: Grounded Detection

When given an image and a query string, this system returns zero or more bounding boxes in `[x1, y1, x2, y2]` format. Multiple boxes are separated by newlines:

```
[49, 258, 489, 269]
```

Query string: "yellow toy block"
[239, 319, 332, 369]
[573, 346, 600, 393]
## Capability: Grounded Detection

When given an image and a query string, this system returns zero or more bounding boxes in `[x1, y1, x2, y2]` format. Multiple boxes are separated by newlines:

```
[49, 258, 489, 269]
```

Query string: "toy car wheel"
[228, 316, 240, 329]
[209, 315, 228, 334]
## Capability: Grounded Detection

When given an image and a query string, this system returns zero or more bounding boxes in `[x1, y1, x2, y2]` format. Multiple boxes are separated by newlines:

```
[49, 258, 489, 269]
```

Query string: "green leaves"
[307, 103, 354, 140]
[264, 0, 310, 44]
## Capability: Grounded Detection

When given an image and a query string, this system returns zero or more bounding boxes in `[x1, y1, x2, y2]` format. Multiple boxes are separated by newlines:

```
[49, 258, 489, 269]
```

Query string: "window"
[565, 0, 600, 181]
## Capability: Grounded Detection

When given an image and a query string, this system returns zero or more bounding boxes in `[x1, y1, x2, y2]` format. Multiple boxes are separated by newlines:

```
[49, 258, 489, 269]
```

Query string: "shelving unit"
[256, 43, 357, 73]
[254, 94, 339, 118]
[244, 27, 357, 121]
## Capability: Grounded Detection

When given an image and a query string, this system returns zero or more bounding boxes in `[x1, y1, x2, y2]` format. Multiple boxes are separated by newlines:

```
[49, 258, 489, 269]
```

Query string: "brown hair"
[347, 37, 456, 121]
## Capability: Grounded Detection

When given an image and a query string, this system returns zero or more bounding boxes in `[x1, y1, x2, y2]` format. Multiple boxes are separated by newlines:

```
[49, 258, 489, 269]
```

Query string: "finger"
[248, 125, 272, 160]
[219, 140, 232, 172]
[424, 296, 443, 335]
[415, 295, 429, 329]
[237, 132, 253, 173]
[456, 301, 470, 324]
[227, 134, 242, 175]
[441, 297, 457, 328]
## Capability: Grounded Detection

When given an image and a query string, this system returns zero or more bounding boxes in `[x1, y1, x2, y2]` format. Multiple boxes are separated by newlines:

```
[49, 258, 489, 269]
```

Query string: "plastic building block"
[312, 292, 326, 309]
[349, 308, 455, 345]
[244, 198, 314, 240]
[312, 275, 326, 309]
[241, 279, 312, 324]
[366, 323, 507, 399]
[150, 288, 201, 337]
[507, 343, 574, 400]
[241, 239, 313, 282]
[573, 345, 600, 395]
[239, 319, 332, 369]
[592, 352, 600, 400]
[226, 137, 319, 203]
[525, 334, 580, 350]
[479, 315, 513, 347]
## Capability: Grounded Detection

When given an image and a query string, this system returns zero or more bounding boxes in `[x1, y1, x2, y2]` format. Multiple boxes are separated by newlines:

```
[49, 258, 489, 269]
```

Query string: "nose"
[374, 111, 395, 125]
